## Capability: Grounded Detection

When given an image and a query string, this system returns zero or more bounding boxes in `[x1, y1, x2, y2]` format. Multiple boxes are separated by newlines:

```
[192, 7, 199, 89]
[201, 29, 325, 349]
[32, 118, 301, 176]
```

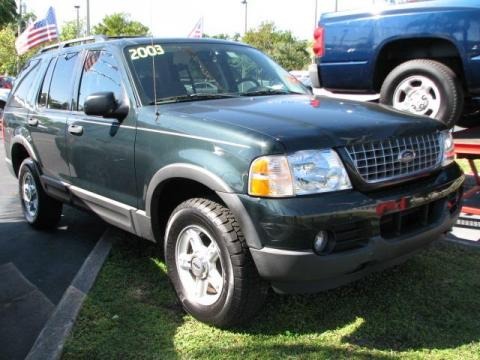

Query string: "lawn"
[456, 159, 480, 175]
[63, 232, 480, 360]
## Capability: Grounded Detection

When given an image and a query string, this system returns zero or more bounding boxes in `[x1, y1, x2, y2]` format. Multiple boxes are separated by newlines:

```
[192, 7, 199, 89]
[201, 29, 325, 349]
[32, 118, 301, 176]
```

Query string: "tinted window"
[78, 50, 124, 112]
[10, 59, 41, 108]
[124, 43, 307, 105]
[38, 58, 55, 108]
[48, 52, 79, 110]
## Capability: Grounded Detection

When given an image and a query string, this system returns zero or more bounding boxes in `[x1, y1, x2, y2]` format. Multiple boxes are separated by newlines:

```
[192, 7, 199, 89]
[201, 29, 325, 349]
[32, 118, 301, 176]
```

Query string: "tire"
[380, 59, 464, 127]
[18, 158, 63, 229]
[165, 198, 268, 327]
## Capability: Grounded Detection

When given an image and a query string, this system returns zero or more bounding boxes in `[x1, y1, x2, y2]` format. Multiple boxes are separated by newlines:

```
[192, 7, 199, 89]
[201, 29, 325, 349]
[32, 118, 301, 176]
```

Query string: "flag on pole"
[188, 18, 204, 38]
[15, 7, 59, 55]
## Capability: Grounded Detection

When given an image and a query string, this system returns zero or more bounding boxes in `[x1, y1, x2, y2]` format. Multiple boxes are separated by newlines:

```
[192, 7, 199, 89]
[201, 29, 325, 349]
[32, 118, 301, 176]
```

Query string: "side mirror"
[84, 92, 128, 121]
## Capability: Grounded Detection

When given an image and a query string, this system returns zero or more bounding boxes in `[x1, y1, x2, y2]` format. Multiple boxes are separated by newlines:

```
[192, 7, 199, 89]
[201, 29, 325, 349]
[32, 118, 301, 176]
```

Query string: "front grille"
[380, 197, 447, 240]
[345, 133, 442, 183]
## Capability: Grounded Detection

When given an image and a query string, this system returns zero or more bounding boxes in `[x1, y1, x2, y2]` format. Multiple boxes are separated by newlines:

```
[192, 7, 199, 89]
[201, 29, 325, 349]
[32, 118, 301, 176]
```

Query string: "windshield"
[124, 42, 308, 105]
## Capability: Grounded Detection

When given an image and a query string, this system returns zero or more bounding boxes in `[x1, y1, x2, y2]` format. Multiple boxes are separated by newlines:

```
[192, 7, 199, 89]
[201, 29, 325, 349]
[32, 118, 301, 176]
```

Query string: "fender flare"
[145, 163, 263, 249]
[372, 35, 466, 88]
[10, 135, 39, 172]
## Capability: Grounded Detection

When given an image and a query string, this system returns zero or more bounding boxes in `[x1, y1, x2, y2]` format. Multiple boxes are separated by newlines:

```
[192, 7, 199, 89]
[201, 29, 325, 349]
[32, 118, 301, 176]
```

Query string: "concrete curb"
[25, 228, 114, 360]
[443, 235, 480, 248]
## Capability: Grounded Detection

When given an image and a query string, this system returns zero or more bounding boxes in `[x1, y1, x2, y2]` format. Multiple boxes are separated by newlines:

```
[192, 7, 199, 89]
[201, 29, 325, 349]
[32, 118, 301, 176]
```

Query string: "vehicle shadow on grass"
[237, 240, 480, 353]
[63, 235, 480, 359]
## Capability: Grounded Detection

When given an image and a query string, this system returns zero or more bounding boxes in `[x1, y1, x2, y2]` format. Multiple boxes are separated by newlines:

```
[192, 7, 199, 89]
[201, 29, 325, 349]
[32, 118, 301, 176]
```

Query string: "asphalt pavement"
[0, 144, 106, 360]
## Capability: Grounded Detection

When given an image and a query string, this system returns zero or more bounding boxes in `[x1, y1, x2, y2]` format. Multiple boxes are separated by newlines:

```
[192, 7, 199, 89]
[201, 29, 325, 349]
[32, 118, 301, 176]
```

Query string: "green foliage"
[0, 27, 16, 74]
[0, 0, 17, 29]
[92, 13, 149, 37]
[206, 33, 241, 42]
[0, 26, 35, 75]
[242, 22, 310, 71]
[60, 19, 85, 41]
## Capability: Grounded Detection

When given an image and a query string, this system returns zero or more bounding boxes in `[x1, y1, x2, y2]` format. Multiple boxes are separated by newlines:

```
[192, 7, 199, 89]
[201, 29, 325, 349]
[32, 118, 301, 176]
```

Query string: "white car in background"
[0, 76, 14, 113]
[289, 70, 312, 88]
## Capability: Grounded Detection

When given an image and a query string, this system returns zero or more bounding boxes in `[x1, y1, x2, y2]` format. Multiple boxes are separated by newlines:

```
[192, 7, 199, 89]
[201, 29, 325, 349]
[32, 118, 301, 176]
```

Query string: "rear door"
[29, 52, 80, 181]
[66, 49, 137, 207]
[3, 59, 42, 162]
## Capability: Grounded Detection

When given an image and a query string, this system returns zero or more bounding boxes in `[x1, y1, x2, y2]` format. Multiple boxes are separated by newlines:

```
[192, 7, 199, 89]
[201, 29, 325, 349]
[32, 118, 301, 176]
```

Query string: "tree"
[0, 0, 17, 29]
[60, 19, 85, 41]
[0, 26, 35, 75]
[206, 33, 241, 42]
[92, 13, 149, 37]
[242, 22, 310, 71]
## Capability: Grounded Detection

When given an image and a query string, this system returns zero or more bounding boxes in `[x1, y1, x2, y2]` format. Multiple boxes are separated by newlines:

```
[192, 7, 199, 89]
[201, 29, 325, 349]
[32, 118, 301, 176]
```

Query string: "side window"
[78, 50, 124, 112]
[37, 58, 56, 108]
[48, 52, 79, 110]
[10, 59, 41, 108]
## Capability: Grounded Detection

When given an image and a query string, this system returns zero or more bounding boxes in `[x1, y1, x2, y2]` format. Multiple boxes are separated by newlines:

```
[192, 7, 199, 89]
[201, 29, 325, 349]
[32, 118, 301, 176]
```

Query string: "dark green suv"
[2, 36, 464, 327]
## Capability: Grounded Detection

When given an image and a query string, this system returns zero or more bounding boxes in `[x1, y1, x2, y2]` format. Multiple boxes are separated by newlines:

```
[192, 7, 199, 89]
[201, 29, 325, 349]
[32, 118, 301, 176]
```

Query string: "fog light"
[313, 231, 330, 254]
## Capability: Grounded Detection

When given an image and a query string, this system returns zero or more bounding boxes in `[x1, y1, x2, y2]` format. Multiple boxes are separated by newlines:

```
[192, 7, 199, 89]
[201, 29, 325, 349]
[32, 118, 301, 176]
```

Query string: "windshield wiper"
[151, 93, 238, 105]
[240, 89, 305, 97]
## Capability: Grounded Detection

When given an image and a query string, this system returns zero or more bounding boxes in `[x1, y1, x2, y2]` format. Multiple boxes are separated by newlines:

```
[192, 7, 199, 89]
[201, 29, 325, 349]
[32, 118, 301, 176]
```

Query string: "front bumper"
[241, 165, 464, 294]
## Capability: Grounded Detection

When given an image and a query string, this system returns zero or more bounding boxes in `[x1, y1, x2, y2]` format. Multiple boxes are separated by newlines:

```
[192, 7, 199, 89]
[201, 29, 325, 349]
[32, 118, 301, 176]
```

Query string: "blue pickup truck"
[310, 0, 480, 127]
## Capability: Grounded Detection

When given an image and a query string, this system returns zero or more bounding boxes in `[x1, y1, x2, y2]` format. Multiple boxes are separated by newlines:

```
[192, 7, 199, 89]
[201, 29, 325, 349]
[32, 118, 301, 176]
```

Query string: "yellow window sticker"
[129, 45, 164, 60]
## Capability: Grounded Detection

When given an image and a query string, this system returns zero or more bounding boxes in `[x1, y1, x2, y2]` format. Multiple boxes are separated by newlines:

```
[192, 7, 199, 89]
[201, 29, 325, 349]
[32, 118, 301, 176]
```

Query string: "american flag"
[188, 18, 204, 38]
[15, 7, 58, 55]
[84, 51, 101, 72]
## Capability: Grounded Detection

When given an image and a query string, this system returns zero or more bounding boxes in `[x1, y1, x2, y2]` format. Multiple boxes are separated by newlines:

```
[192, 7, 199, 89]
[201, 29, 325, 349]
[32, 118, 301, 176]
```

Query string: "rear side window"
[48, 52, 79, 110]
[37, 58, 56, 108]
[9, 59, 41, 108]
[77, 50, 124, 112]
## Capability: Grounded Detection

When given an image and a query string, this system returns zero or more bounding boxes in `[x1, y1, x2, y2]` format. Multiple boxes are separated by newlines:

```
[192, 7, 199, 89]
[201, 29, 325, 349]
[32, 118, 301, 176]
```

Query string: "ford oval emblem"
[398, 149, 416, 164]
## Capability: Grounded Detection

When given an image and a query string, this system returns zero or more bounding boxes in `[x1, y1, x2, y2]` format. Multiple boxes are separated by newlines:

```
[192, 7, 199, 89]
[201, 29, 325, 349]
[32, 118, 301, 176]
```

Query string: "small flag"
[188, 18, 204, 38]
[84, 51, 101, 72]
[15, 7, 59, 55]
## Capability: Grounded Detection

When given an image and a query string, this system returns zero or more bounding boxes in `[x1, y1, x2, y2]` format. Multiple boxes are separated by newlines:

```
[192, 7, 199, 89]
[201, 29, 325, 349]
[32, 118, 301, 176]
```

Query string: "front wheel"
[165, 198, 268, 327]
[18, 158, 63, 229]
[380, 59, 464, 127]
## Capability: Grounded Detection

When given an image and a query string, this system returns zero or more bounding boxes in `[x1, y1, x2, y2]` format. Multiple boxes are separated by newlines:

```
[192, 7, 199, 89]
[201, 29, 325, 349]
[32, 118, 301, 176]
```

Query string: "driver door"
[66, 49, 137, 208]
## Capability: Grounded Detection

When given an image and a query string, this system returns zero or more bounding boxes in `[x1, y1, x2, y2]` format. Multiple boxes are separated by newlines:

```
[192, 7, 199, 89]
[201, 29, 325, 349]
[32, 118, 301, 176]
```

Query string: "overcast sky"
[25, 0, 376, 40]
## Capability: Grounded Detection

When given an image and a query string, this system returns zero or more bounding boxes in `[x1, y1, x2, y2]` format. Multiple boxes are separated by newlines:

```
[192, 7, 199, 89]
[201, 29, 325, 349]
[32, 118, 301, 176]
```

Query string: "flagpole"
[16, 0, 22, 74]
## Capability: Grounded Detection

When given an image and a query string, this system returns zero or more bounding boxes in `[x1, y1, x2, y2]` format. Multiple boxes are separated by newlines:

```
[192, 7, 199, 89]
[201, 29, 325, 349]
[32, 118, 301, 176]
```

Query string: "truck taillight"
[313, 26, 325, 57]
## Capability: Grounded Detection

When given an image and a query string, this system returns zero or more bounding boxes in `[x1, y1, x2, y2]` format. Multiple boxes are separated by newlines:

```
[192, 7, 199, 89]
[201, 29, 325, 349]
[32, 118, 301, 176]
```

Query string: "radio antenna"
[150, 0, 159, 119]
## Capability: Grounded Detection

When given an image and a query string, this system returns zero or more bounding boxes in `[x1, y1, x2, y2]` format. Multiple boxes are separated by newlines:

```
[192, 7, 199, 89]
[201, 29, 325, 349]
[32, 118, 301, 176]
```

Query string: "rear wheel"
[18, 158, 62, 229]
[380, 59, 464, 127]
[165, 198, 268, 327]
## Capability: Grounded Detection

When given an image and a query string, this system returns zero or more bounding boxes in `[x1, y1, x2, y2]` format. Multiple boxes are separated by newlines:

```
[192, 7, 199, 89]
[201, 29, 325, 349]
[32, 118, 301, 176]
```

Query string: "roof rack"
[38, 35, 108, 54]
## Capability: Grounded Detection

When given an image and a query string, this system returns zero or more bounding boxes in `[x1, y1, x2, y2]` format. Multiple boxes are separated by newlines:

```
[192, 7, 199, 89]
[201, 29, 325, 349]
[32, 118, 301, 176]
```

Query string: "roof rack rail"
[38, 35, 108, 54]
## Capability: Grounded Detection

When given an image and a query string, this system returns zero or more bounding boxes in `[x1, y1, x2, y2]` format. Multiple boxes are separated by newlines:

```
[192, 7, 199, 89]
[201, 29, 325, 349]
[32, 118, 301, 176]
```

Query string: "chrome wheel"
[21, 172, 38, 221]
[393, 75, 441, 118]
[175, 225, 224, 306]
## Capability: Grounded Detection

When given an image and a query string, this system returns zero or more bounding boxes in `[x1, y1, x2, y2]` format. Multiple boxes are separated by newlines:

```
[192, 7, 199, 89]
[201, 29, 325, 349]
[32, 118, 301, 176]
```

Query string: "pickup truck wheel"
[380, 59, 463, 127]
[165, 198, 268, 327]
[18, 158, 62, 229]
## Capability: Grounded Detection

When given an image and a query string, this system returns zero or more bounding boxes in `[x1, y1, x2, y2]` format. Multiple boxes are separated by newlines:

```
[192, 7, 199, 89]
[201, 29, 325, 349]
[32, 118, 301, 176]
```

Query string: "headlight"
[288, 150, 352, 195]
[441, 130, 455, 166]
[248, 149, 352, 197]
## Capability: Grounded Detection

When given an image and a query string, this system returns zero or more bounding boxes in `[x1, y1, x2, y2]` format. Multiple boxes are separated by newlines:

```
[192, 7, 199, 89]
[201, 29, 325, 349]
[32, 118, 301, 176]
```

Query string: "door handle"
[27, 117, 38, 127]
[68, 124, 83, 136]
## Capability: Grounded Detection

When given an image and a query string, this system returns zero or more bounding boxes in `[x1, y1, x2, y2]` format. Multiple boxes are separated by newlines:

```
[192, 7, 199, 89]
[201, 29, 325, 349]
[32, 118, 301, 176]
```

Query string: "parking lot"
[0, 145, 105, 360]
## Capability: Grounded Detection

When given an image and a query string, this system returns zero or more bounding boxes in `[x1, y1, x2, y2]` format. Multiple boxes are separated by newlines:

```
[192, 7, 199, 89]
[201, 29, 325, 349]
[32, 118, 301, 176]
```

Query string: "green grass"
[63, 233, 480, 360]
[456, 159, 480, 175]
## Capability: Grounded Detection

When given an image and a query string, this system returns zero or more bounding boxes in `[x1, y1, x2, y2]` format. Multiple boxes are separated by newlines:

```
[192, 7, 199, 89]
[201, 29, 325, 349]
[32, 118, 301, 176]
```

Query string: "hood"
[159, 95, 444, 152]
